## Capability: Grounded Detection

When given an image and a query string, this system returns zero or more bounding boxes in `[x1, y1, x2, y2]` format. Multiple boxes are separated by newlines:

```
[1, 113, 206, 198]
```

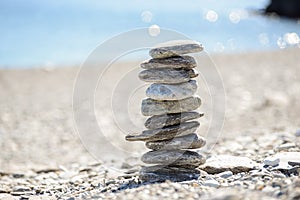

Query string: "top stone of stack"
[149, 40, 203, 59]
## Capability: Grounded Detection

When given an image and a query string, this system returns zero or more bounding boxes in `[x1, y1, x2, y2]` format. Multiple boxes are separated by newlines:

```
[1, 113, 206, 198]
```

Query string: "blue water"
[0, 0, 299, 68]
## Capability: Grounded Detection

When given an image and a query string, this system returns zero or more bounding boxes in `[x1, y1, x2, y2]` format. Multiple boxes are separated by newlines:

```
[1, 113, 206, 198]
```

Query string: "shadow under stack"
[126, 40, 206, 182]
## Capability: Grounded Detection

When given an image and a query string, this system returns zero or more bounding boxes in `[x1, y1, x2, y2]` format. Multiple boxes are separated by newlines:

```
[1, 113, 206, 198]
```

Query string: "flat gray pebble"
[141, 149, 206, 166]
[145, 133, 206, 150]
[141, 55, 197, 69]
[125, 121, 200, 142]
[149, 40, 203, 59]
[144, 111, 203, 129]
[139, 68, 198, 84]
[140, 165, 200, 182]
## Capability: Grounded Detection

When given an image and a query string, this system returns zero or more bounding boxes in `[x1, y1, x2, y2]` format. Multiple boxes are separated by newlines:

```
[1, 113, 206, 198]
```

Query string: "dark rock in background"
[265, 0, 300, 19]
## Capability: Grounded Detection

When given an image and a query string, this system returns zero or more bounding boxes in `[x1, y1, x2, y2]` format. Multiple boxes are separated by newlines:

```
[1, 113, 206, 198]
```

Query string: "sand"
[0, 48, 299, 198]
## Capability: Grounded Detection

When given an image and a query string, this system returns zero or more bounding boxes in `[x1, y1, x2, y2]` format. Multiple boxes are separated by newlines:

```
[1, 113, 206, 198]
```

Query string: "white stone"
[268, 152, 300, 170]
[204, 179, 220, 188]
[276, 143, 296, 151]
[263, 157, 280, 167]
[199, 155, 258, 174]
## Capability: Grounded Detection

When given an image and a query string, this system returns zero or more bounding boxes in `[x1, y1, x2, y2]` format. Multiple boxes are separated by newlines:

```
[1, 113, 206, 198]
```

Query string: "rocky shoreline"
[0, 129, 299, 199]
[0, 48, 299, 199]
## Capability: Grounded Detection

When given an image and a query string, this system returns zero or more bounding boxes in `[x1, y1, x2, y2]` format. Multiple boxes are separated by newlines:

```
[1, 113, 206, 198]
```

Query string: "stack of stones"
[126, 40, 206, 182]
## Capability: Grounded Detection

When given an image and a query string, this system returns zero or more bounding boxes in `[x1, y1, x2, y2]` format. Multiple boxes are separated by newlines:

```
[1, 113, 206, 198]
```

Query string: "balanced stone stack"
[126, 40, 206, 182]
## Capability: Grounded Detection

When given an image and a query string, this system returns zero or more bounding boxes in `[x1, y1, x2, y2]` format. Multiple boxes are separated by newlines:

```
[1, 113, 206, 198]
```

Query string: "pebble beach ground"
[0, 48, 299, 199]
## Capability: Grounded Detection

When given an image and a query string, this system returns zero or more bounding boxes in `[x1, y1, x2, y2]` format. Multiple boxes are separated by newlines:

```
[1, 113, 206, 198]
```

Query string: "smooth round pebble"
[141, 96, 201, 116]
[204, 179, 220, 188]
[146, 80, 197, 100]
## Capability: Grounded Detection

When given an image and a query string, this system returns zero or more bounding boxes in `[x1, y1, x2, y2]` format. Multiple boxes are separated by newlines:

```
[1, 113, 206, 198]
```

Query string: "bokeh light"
[148, 24, 160, 37]
[229, 11, 241, 24]
[258, 33, 270, 46]
[277, 37, 287, 49]
[205, 10, 218, 23]
[227, 38, 237, 50]
[284, 32, 300, 45]
[229, 9, 248, 24]
[214, 42, 225, 52]
[141, 11, 153, 23]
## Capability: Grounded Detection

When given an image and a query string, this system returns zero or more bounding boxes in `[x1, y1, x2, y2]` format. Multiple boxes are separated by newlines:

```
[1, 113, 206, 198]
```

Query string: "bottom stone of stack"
[140, 165, 201, 183]
[141, 150, 206, 167]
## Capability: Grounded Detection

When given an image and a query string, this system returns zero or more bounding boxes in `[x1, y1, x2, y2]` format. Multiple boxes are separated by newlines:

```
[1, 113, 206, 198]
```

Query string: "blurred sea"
[0, 0, 299, 68]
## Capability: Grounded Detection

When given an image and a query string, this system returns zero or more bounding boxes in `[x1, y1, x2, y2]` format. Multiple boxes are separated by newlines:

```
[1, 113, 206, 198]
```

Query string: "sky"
[0, 0, 299, 67]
